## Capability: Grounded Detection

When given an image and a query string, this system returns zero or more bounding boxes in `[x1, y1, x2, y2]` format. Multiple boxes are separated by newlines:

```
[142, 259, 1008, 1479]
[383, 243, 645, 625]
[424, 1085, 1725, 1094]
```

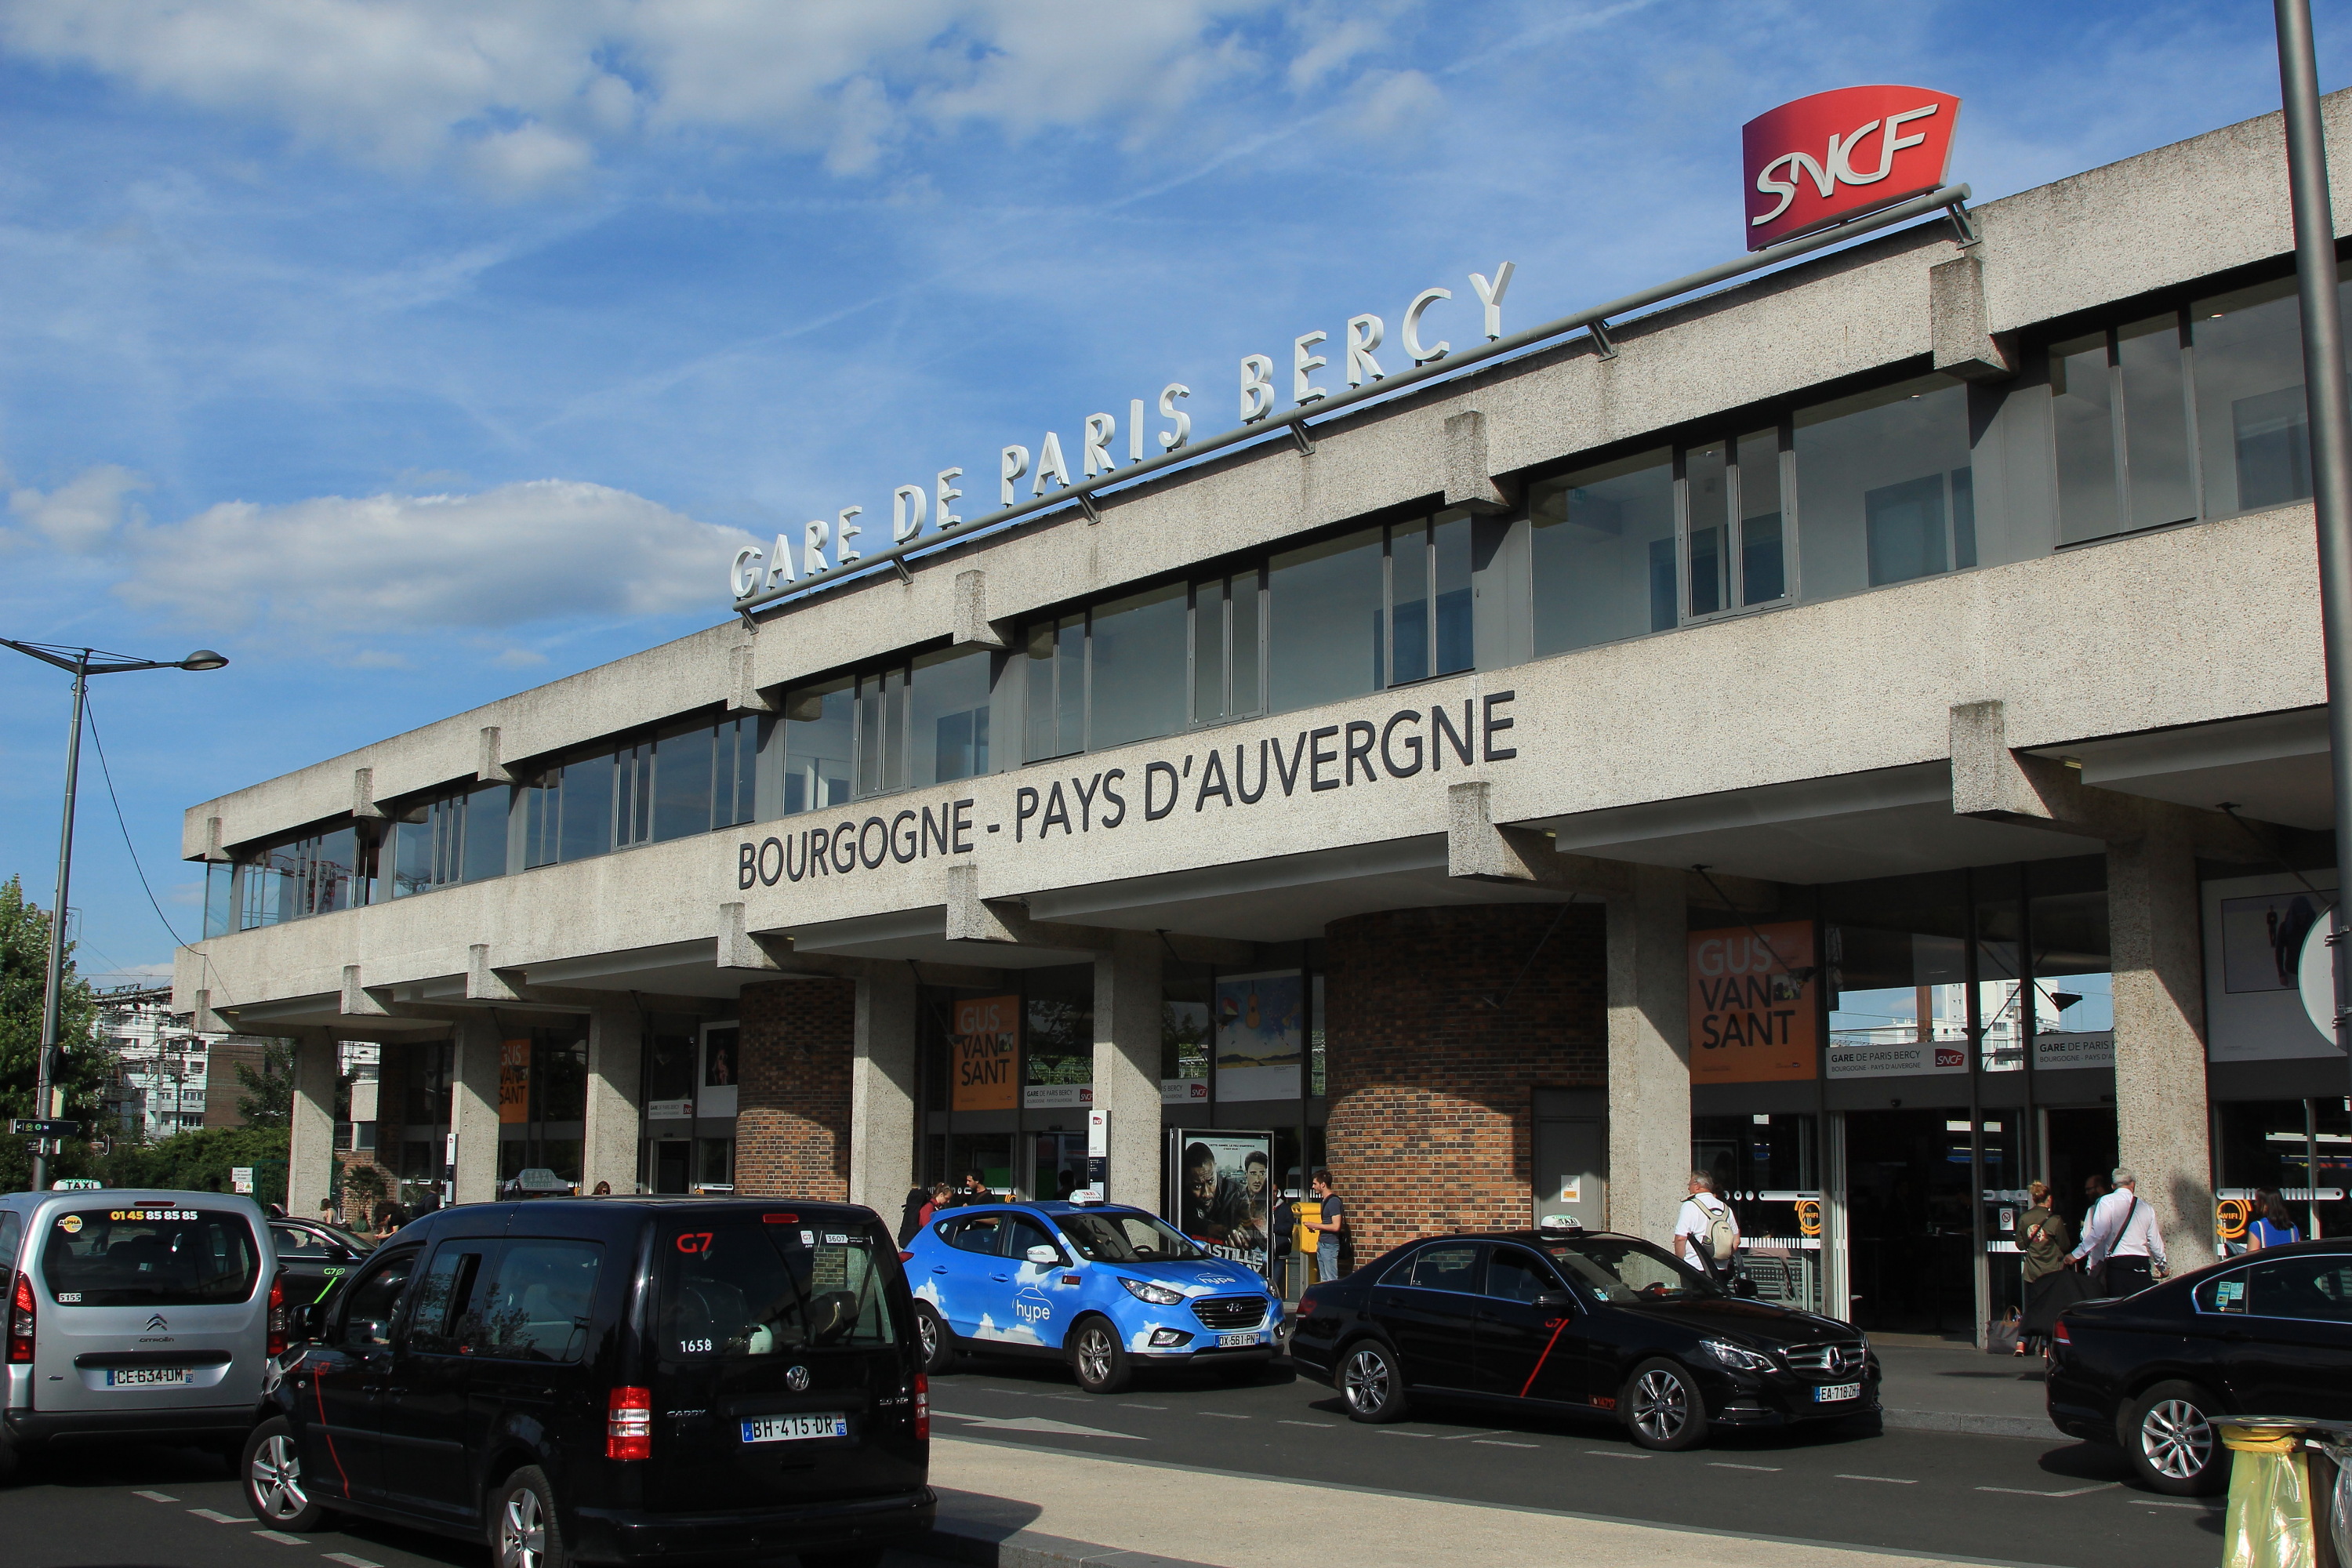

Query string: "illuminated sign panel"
[1743, 85, 1960, 250]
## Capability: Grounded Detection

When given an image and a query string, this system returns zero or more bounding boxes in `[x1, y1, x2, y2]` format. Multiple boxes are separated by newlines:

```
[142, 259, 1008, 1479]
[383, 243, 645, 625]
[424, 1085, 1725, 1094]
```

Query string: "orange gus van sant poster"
[1688, 922, 1818, 1083]
[951, 995, 1019, 1111]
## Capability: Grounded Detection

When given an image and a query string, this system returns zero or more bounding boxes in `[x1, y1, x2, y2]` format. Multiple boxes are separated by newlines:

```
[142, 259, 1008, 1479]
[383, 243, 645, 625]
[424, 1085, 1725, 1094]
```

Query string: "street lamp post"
[2, 639, 227, 1190]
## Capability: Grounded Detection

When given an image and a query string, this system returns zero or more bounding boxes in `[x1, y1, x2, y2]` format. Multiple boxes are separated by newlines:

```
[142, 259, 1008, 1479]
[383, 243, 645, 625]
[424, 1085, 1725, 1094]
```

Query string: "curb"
[1882, 1408, 2064, 1439]
[922, 1524, 1226, 1568]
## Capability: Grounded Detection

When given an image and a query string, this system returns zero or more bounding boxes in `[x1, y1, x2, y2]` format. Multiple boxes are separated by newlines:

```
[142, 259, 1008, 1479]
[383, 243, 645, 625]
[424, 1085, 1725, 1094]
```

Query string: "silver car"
[0, 1189, 278, 1479]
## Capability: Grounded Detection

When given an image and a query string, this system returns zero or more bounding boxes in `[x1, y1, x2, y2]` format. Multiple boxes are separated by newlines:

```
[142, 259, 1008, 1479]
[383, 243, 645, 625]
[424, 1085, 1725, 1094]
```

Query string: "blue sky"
[0, 0, 2346, 988]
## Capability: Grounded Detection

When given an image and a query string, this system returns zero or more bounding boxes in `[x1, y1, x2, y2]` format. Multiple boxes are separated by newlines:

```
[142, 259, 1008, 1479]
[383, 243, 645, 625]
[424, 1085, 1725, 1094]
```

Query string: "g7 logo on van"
[675, 1232, 714, 1254]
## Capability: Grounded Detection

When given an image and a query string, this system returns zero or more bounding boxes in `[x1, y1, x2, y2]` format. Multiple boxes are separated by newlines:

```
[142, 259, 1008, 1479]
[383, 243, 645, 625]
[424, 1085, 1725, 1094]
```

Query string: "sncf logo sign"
[1743, 85, 1961, 250]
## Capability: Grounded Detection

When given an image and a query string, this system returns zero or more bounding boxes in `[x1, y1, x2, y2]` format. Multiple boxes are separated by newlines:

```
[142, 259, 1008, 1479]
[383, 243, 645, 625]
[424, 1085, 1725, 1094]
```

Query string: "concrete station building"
[178, 93, 2352, 1336]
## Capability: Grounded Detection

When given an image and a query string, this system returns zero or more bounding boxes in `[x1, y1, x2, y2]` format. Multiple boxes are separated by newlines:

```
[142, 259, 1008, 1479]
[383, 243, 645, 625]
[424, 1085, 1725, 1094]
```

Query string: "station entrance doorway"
[1842, 1107, 1976, 1337]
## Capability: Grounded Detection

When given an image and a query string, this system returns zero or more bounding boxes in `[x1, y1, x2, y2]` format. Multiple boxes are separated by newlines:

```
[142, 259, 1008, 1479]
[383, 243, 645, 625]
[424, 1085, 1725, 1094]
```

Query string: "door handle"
[931, 1266, 948, 1275]
[989, 1273, 1010, 1283]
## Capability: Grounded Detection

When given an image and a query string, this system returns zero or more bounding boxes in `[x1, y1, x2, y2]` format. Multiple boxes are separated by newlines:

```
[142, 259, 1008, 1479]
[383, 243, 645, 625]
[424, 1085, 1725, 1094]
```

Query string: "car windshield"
[42, 1206, 263, 1307]
[659, 1214, 898, 1360]
[1057, 1211, 1205, 1263]
[1544, 1236, 1721, 1302]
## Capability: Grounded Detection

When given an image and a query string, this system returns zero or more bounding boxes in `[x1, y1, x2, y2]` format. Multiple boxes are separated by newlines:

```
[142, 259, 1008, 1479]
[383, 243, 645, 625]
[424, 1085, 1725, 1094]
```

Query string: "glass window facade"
[1268, 525, 1385, 713]
[1530, 447, 1675, 656]
[1796, 376, 1974, 599]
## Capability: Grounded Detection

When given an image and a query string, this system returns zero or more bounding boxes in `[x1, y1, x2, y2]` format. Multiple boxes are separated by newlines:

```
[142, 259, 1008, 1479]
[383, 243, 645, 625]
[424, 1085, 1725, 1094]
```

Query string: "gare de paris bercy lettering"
[735, 692, 1519, 888]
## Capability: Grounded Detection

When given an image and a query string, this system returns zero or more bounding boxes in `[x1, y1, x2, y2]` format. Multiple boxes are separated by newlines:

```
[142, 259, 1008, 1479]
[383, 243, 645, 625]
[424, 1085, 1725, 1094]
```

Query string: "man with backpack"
[1673, 1171, 1740, 1281]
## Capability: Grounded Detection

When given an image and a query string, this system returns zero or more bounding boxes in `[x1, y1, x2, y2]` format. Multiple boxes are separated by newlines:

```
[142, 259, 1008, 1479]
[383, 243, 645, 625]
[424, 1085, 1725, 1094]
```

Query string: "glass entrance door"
[1843, 1107, 1976, 1335]
[1030, 1133, 1087, 1202]
[652, 1139, 691, 1195]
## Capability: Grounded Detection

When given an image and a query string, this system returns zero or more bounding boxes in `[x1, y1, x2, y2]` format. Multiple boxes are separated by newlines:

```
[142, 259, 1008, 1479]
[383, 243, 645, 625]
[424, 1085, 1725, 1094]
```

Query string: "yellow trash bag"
[2223, 1427, 2316, 1568]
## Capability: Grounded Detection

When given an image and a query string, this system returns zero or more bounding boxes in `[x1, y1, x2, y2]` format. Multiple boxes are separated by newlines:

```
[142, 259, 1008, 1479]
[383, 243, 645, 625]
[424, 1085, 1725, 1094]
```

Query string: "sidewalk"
[919, 1437, 2011, 1568]
[1871, 1340, 2060, 1439]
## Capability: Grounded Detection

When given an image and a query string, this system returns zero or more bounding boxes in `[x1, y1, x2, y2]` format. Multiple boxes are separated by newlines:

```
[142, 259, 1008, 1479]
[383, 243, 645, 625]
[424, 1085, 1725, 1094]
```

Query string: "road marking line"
[1836, 1475, 1917, 1485]
[1976, 1483, 2119, 1497]
[1120, 1404, 1167, 1410]
[133, 1490, 178, 1502]
[252, 1530, 305, 1544]
[1378, 1430, 1436, 1438]
[323, 1553, 382, 1566]
[1474, 1439, 1539, 1448]
[189, 1508, 244, 1522]
[2139, 1500, 2220, 1510]
[1196, 1412, 1250, 1419]
[1279, 1419, 1338, 1428]
[1583, 1450, 1651, 1460]
[1438, 1429, 1507, 1440]
[1709, 1462, 1783, 1472]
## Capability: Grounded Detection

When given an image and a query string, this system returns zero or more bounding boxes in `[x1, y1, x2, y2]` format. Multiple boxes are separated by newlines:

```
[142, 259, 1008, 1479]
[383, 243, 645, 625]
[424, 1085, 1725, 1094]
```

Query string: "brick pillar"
[735, 977, 857, 1200]
[1323, 903, 1606, 1264]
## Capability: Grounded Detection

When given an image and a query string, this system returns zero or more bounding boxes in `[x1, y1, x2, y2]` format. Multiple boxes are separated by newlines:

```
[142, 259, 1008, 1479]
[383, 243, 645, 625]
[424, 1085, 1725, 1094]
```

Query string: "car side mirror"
[1532, 1290, 1577, 1311]
[302, 1301, 333, 1341]
[1025, 1245, 1062, 1266]
[1731, 1275, 1760, 1299]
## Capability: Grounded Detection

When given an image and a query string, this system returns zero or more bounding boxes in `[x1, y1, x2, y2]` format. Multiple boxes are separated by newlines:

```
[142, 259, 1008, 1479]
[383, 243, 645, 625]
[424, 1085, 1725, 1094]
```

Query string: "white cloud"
[111, 479, 757, 634]
[8, 463, 150, 552]
[0, 0, 1316, 191]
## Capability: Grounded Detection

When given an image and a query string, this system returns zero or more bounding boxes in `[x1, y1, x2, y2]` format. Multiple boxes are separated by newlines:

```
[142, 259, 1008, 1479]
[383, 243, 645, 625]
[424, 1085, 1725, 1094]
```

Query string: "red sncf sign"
[1742, 85, 1961, 251]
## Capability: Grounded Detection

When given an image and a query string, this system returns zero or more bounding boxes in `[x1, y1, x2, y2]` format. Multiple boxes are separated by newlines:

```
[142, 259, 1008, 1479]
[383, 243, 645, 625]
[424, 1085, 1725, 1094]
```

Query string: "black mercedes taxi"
[1288, 1222, 1878, 1450]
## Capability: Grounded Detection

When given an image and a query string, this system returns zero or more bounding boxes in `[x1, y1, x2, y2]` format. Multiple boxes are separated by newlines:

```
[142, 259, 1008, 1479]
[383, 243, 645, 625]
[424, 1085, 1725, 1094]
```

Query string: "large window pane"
[1269, 525, 1385, 713]
[558, 753, 615, 863]
[1737, 430, 1786, 604]
[1389, 520, 1430, 686]
[652, 722, 714, 843]
[1795, 376, 1971, 600]
[2119, 314, 2194, 531]
[1432, 508, 1473, 676]
[2196, 277, 2312, 518]
[1530, 447, 1675, 657]
[909, 646, 992, 785]
[856, 666, 906, 797]
[2049, 333, 2118, 543]
[1231, 570, 1261, 716]
[1192, 579, 1225, 724]
[462, 783, 510, 880]
[1686, 440, 1728, 616]
[1025, 615, 1083, 761]
[781, 677, 853, 816]
[1089, 583, 1189, 750]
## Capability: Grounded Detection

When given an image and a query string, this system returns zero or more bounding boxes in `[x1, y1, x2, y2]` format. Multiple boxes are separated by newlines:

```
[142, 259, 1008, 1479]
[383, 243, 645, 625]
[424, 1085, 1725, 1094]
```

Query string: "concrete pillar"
[2108, 822, 2216, 1274]
[1093, 933, 1163, 1210]
[1606, 862, 1690, 1248]
[451, 1017, 503, 1204]
[288, 1034, 336, 1220]
[583, 1001, 642, 1196]
[848, 970, 920, 1216]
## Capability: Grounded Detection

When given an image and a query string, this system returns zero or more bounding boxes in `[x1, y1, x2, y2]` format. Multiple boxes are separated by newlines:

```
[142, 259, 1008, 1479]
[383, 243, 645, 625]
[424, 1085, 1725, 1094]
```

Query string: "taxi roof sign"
[1537, 1214, 1584, 1232]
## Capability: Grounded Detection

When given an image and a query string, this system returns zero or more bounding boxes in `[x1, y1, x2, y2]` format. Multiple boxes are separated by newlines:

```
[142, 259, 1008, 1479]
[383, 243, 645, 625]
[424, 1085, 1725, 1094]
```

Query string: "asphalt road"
[924, 1353, 2223, 1568]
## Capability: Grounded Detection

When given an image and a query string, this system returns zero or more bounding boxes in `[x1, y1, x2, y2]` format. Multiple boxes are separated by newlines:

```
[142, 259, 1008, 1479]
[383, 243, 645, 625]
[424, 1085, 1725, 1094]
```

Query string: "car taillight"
[7, 1272, 33, 1363]
[2051, 1321, 2070, 1347]
[1296, 1298, 1317, 1317]
[899, 1251, 916, 1264]
[914, 1372, 928, 1441]
[607, 1386, 652, 1461]
[266, 1275, 287, 1359]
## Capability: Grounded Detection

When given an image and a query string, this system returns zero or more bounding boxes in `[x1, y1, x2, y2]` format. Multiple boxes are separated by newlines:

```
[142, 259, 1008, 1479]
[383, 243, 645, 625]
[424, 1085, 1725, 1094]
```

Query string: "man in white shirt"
[1673, 1171, 1739, 1279]
[2071, 1166, 2167, 1296]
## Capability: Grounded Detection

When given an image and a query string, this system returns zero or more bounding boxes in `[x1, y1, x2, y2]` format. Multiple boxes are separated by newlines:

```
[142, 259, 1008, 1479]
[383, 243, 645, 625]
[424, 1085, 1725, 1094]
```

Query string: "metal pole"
[2275, 1, 2352, 1130]
[33, 655, 89, 1191]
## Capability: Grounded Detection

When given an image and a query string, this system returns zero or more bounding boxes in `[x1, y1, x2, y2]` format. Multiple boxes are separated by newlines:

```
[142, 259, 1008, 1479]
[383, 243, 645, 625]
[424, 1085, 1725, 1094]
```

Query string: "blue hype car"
[904, 1202, 1279, 1393]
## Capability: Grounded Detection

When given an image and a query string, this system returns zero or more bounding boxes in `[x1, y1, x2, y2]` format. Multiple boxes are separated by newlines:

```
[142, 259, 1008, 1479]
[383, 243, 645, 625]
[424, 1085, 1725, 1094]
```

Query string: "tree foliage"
[0, 875, 108, 1192]
[236, 1040, 294, 1128]
[100, 1125, 290, 1208]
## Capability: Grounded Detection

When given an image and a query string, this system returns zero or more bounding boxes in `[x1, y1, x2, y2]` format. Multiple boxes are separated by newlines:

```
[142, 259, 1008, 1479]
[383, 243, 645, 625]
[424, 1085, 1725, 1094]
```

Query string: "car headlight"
[1120, 1277, 1185, 1306]
[1701, 1337, 1777, 1374]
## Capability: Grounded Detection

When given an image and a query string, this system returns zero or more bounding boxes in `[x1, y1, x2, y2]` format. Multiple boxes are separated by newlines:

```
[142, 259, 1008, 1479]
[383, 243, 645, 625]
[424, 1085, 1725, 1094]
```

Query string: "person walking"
[2072, 1167, 2166, 1296]
[915, 1181, 952, 1231]
[1306, 1169, 1346, 1283]
[2015, 1181, 2075, 1356]
[2246, 1188, 2302, 1250]
[1674, 1172, 1740, 1281]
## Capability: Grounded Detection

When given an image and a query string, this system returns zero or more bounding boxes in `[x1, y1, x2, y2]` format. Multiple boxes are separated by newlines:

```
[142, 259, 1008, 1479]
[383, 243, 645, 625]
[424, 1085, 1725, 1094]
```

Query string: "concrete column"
[451, 1017, 503, 1204]
[2109, 822, 2216, 1275]
[287, 1034, 336, 1220]
[1606, 862, 1690, 1248]
[848, 970, 920, 1216]
[583, 1001, 642, 1196]
[1094, 933, 1163, 1210]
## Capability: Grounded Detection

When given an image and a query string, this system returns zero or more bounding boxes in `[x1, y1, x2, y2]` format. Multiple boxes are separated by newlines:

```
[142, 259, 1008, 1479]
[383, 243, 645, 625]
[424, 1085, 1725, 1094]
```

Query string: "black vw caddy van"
[241, 1197, 931, 1568]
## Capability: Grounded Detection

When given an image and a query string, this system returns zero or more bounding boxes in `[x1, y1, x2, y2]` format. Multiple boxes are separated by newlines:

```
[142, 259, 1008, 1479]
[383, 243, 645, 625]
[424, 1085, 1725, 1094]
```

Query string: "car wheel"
[1340, 1338, 1409, 1423]
[2123, 1381, 2227, 1496]
[490, 1465, 570, 1568]
[1624, 1358, 1708, 1452]
[242, 1417, 337, 1531]
[1069, 1317, 1133, 1395]
[914, 1302, 956, 1376]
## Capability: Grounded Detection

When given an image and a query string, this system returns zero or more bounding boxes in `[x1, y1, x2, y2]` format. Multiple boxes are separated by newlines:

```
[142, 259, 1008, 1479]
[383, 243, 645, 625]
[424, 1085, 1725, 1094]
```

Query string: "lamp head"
[180, 650, 229, 672]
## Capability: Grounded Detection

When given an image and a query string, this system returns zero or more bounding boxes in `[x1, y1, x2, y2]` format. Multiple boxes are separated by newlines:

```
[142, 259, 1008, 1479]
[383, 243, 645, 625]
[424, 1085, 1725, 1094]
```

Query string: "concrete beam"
[1450, 781, 1632, 895]
[943, 862, 1117, 953]
[1930, 252, 2019, 382]
[726, 640, 775, 715]
[466, 944, 531, 1002]
[718, 902, 788, 971]
[352, 767, 383, 821]
[341, 964, 393, 1018]
[1442, 408, 1515, 514]
[477, 726, 514, 785]
[953, 568, 1010, 648]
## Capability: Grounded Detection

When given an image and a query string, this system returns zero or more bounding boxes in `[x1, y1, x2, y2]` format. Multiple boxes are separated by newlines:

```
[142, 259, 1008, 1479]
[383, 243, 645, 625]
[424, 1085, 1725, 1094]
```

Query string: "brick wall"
[1323, 903, 1606, 1263]
[735, 977, 857, 1200]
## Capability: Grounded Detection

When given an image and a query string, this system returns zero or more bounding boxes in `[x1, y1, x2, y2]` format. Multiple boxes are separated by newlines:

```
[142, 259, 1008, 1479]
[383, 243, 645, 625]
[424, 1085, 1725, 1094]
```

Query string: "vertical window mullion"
[1672, 445, 1693, 625]
[1425, 525, 1439, 677]
[2107, 328, 2131, 533]
[1779, 420, 1801, 603]
[1726, 436, 1747, 609]
[2177, 307, 2203, 519]
[1380, 527, 1395, 687]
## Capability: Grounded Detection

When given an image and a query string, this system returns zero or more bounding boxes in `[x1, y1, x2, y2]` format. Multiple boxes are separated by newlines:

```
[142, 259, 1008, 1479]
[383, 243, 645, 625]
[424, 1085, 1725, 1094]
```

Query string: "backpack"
[1694, 1196, 1737, 1265]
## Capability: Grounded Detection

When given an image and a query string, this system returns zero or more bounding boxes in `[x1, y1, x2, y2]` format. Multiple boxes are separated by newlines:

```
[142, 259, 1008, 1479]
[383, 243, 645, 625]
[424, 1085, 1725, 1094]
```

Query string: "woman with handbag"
[2016, 1181, 2078, 1357]
[2245, 1188, 2302, 1250]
